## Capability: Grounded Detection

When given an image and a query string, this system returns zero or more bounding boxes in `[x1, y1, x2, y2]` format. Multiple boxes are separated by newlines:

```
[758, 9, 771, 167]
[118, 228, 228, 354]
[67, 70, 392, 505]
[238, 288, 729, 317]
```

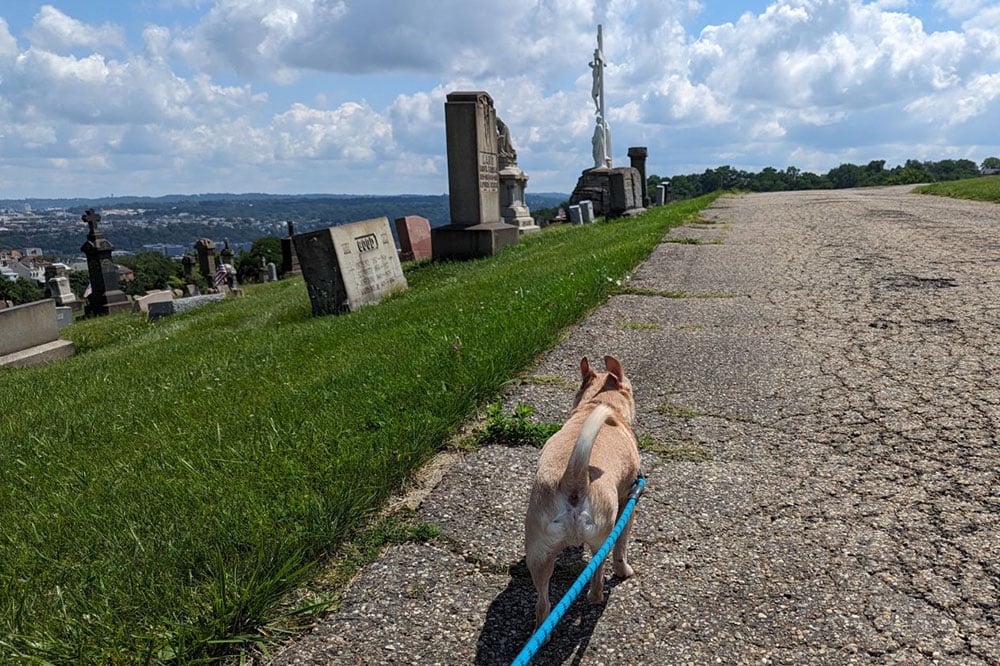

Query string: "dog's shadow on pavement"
[473, 548, 616, 666]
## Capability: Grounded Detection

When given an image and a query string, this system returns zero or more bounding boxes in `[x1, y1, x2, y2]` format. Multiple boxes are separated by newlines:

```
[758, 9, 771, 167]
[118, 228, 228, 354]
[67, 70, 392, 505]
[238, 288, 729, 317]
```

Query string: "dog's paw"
[614, 562, 635, 578]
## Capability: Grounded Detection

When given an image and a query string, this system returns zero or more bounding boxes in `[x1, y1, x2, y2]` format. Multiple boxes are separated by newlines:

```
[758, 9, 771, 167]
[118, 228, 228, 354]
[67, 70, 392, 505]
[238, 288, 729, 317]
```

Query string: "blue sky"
[1, 0, 998, 198]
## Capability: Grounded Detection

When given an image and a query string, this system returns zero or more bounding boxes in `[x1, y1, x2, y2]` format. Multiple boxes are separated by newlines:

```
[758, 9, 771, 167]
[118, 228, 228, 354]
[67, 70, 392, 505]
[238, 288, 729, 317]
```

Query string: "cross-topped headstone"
[79, 209, 130, 317]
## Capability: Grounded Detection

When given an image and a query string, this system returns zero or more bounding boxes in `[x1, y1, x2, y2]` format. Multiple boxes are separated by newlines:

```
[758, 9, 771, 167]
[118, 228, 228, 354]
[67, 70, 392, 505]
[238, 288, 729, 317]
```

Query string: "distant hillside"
[0, 193, 569, 256]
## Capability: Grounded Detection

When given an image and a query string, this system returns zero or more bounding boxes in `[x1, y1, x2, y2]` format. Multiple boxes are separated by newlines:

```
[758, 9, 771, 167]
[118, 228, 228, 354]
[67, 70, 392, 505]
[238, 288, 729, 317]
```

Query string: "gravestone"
[580, 200, 595, 223]
[193, 238, 216, 285]
[655, 184, 666, 206]
[609, 168, 645, 217]
[294, 217, 408, 316]
[0, 299, 75, 367]
[220, 238, 234, 268]
[628, 146, 650, 207]
[55, 306, 73, 329]
[267, 262, 278, 282]
[432, 91, 519, 260]
[80, 209, 131, 317]
[394, 215, 433, 261]
[148, 293, 225, 321]
[282, 221, 302, 276]
[569, 205, 583, 225]
[181, 254, 196, 281]
[132, 289, 174, 313]
[47, 276, 81, 313]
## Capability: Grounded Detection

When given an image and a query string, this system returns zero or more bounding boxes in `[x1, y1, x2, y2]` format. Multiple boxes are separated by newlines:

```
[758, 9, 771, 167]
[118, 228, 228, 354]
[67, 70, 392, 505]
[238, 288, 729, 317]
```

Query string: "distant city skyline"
[0, 0, 998, 199]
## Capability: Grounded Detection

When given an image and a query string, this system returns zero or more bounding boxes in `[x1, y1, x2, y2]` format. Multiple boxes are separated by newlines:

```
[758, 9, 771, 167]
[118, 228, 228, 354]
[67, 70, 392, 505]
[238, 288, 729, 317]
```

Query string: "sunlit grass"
[0, 194, 717, 663]
[913, 175, 1000, 202]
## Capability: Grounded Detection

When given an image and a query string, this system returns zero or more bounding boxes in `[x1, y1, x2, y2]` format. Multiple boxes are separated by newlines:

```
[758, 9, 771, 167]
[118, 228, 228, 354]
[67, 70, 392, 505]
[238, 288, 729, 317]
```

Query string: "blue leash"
[510, 474, 647, 666]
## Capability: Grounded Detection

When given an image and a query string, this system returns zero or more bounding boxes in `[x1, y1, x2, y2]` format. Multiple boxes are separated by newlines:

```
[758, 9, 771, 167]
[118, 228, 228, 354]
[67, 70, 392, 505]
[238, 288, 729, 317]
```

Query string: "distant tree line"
[650, 157, 998, 201]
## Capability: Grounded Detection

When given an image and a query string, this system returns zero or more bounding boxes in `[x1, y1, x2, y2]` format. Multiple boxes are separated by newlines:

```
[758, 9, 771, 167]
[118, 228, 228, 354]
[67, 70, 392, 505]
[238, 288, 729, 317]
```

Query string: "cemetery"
[2, 20, 1000, 666]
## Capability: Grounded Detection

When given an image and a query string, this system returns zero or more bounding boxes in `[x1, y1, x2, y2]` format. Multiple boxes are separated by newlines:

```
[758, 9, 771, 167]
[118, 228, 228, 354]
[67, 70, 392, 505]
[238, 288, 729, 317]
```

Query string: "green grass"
[914, 175, 1000, 202]
[0, 194, 717, 663]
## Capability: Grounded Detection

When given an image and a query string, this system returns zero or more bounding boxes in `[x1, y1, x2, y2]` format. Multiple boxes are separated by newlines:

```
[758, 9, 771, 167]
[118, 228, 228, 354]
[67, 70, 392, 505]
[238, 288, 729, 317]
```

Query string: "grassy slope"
[0, 195, 716, 663]
[913, 175, 1000, 202]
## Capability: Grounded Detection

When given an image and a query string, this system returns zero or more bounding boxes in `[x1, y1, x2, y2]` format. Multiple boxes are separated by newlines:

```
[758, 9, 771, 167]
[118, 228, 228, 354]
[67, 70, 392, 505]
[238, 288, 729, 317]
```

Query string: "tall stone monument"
[80, 209, 131, 317]
[568, 26, 645, 218]
[432, 91, 520, 260]
[281, 221, 302, 276]
[628, 146, 650, 207]
[496, 116, 539, 234]
[193, 238, 217, 285]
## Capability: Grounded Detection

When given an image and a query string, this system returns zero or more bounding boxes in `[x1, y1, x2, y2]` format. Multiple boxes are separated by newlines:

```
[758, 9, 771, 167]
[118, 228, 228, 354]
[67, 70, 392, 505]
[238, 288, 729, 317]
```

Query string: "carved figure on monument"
[592, 117, 608, 169]
[496, 116, 517, 164]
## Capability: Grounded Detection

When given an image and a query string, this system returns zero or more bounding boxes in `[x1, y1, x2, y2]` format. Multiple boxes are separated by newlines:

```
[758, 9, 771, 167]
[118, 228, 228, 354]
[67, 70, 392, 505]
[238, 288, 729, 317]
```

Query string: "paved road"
[273, 187, 1000, 665]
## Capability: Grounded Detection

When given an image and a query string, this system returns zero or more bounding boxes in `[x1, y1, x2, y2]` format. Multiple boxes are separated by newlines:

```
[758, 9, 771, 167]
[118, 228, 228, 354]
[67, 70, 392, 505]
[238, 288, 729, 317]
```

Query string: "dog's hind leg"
[586, 543, 607, 602]
[612, 509, 636, 578]
[527, 549, 557, 628]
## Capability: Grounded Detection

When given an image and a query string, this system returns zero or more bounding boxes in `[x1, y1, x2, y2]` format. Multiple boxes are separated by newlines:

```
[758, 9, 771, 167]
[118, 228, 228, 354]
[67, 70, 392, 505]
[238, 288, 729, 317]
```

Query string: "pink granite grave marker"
[394, 215, 432, 261]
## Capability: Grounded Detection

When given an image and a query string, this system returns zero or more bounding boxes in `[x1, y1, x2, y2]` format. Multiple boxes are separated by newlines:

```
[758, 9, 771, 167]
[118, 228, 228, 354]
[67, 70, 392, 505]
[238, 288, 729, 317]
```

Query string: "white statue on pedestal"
[589, 25, 612, 168]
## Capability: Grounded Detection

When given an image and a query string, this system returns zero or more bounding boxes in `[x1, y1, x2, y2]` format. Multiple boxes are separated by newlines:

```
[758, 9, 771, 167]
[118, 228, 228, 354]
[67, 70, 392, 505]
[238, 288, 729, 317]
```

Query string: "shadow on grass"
[474, 548, 620, 666]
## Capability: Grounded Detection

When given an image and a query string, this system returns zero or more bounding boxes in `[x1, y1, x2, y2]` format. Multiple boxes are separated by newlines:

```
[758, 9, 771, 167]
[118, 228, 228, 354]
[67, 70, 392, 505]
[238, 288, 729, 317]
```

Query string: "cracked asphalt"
[272, 186, 1000, 665]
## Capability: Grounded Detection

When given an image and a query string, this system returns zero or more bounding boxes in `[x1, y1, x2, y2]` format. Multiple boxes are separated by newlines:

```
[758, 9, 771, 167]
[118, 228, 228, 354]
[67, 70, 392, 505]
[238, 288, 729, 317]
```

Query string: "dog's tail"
[558, 404, 610, 504]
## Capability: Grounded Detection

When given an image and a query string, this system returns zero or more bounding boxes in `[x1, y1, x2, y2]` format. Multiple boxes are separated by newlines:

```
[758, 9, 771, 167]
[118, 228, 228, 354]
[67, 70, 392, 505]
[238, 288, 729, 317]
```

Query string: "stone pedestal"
[433, 91, 519, 260]
[569, 166, 645, 218]
[499, 164, 539, 234]
[79, 209, 131, 317]
[628, 146, 650, 208]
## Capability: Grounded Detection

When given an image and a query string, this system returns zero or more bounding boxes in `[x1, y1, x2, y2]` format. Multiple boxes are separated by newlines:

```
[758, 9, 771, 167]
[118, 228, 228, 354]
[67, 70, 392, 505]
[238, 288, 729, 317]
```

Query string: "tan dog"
[524, 355, 640, 628]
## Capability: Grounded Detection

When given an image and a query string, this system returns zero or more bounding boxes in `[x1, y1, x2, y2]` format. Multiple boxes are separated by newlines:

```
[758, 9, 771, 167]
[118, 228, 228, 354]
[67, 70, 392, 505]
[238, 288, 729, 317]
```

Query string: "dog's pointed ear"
[604, 355, 625, 386]
[580, 357, 595, 382]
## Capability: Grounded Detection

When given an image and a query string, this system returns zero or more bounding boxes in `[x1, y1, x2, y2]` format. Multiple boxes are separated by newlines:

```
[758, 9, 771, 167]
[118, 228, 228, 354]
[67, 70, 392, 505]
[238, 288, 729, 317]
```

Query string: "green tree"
[118, 251, 182, 295]
[0, 276, 45, 305]
[236, 236, 283, 283]
[982, 157, 1000, 171]
[69, 269, 90, 299]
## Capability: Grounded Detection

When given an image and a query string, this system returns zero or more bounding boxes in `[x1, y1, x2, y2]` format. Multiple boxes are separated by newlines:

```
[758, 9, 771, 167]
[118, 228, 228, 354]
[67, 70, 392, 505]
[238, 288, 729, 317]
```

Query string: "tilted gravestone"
[80, 209, 131, 317]
[580, 200, 595, 223]
[432, 91, 519, 260]
[569, 205, 583, 225]
[294, 217, 408, 316]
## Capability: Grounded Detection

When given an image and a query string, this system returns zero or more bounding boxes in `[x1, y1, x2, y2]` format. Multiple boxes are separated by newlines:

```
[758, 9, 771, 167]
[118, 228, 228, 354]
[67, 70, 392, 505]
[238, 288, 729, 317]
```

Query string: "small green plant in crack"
[619, 320, 664, 331]
[480, 402, 561, 447]
[639, 434, 713, 462]
[662, 237, 704, 244]
[657, 402, 704, 418]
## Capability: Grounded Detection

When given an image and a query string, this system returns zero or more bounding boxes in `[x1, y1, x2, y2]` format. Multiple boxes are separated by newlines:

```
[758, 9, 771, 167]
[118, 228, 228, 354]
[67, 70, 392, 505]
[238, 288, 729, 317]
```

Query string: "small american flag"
[213, 265, 227, 287]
